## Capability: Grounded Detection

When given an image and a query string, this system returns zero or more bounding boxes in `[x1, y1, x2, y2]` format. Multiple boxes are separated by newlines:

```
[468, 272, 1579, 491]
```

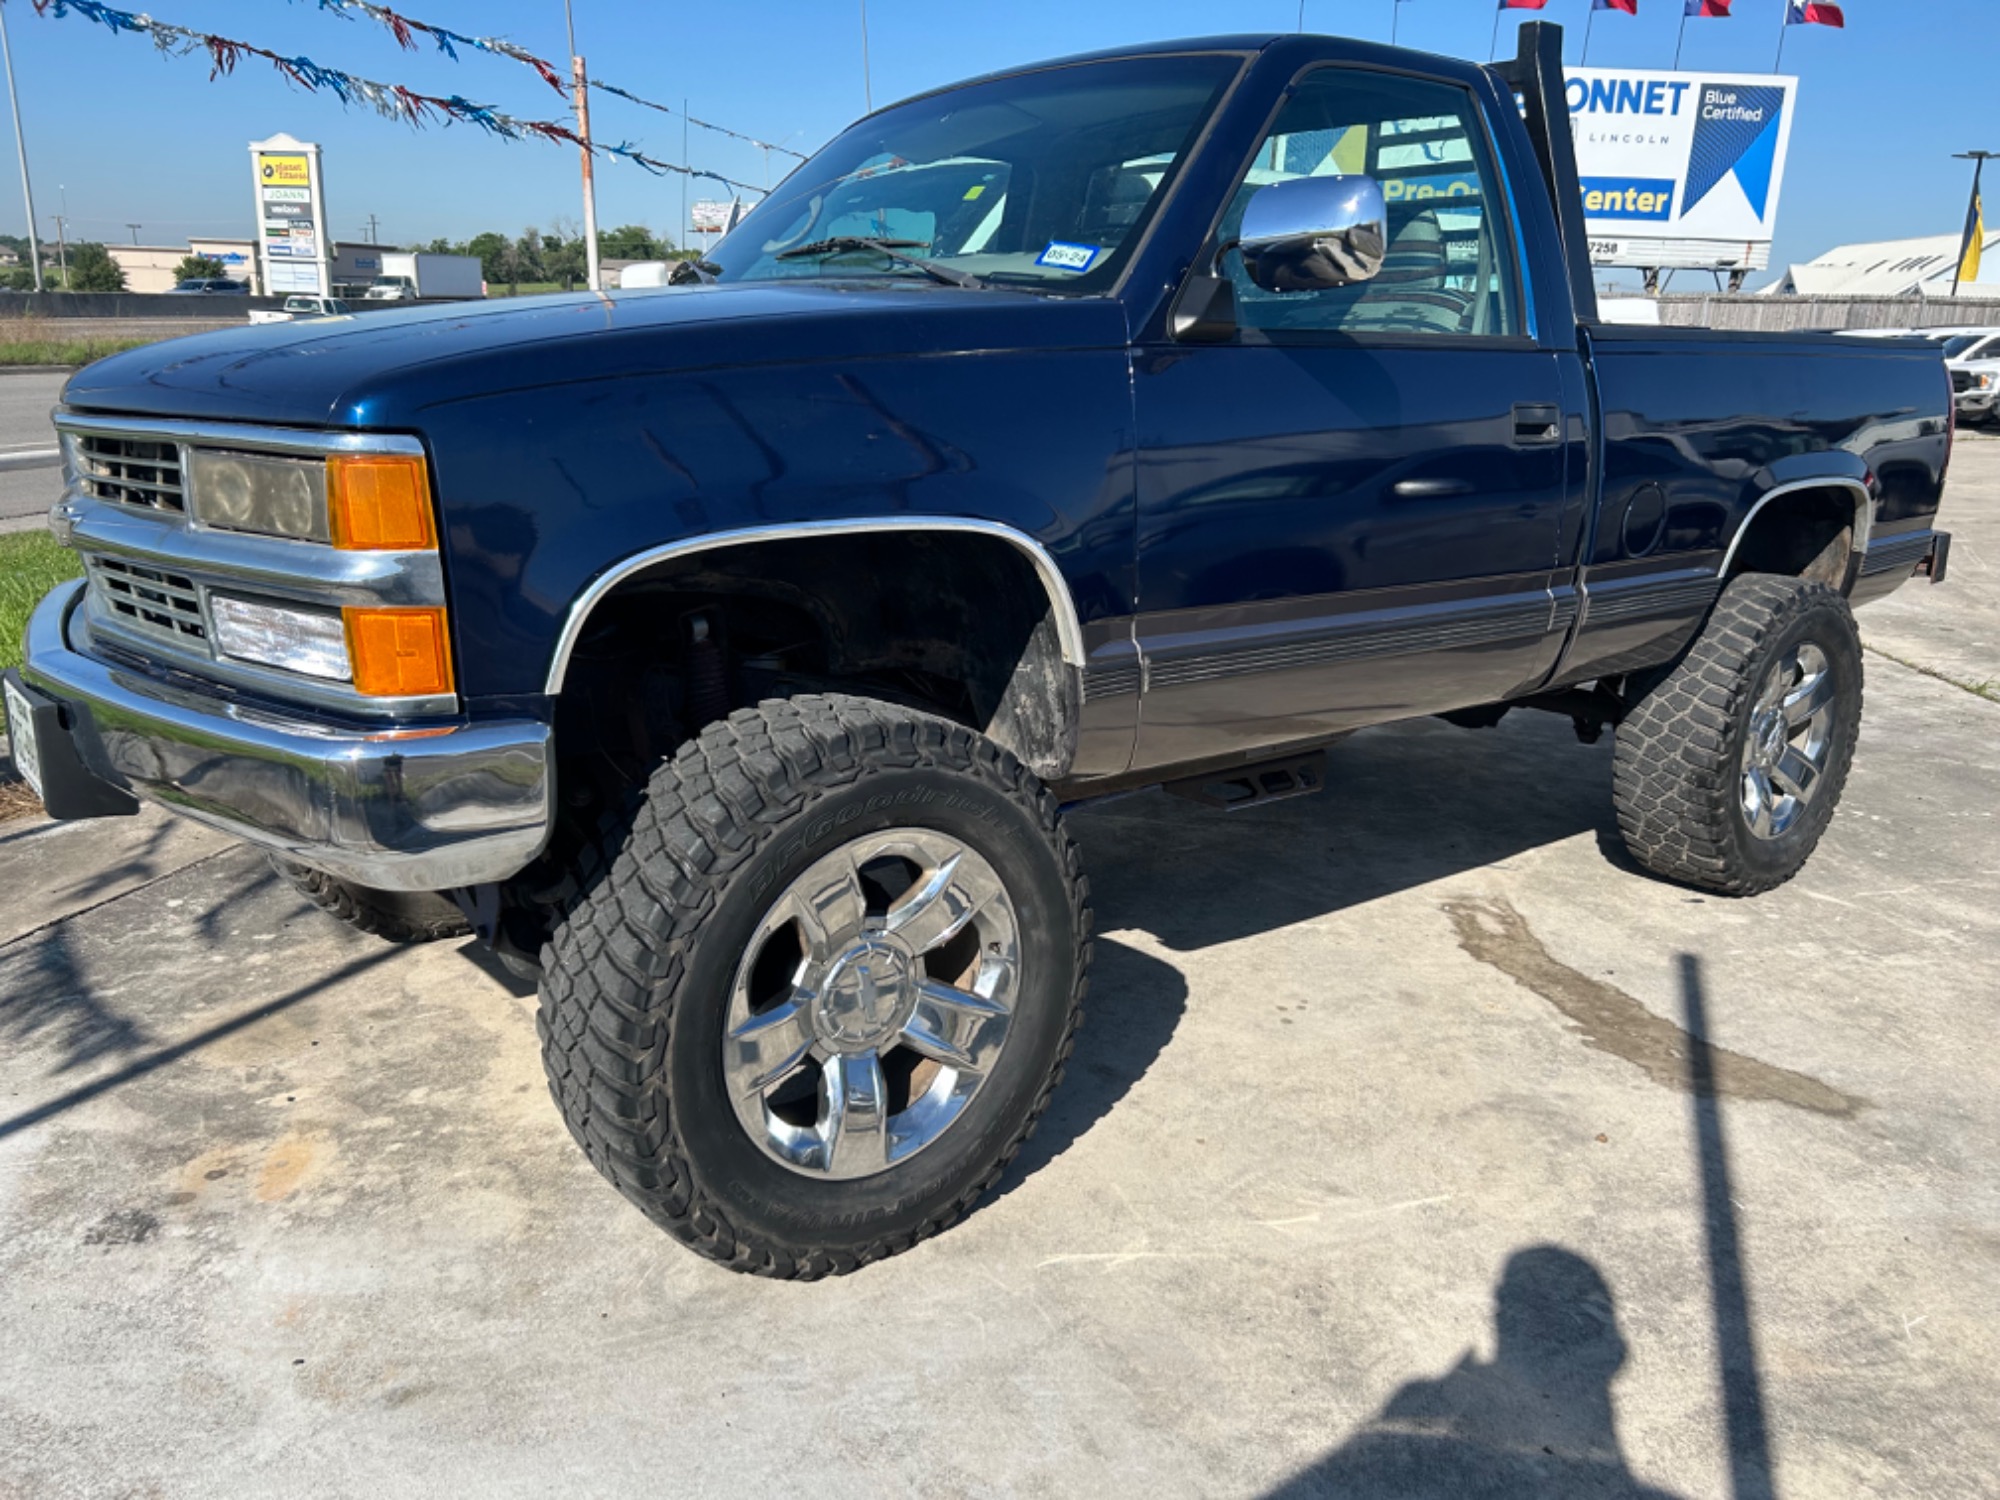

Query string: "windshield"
[1943, 334, 1994, 359]
[704, 53, 1241, 293]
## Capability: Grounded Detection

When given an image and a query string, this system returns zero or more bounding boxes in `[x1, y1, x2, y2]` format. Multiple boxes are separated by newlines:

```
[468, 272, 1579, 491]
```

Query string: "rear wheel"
[1612, 573, 1863, 895]
[536, 694, 1090, 1278]
[268, 856, 472, 944]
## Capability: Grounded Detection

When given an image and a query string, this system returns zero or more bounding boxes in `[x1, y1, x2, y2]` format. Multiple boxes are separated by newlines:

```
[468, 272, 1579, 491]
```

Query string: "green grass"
[0, 336, 154, 366]
[0, 531, 81, 673]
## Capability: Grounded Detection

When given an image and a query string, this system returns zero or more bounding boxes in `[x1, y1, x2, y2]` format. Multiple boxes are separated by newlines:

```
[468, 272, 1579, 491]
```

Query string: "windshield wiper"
[667, 258, 722, 286]
[774, 236, 984, 289]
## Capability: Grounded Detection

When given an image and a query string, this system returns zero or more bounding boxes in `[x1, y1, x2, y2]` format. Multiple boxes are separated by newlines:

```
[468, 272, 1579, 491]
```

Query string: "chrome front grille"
[74, 433, 186, 512]
[85, 555, 209, 649]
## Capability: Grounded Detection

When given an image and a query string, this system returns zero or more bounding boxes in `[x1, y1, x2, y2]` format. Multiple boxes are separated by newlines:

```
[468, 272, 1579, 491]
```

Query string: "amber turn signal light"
[345, 607, 455, 697]
[328, 453, 436, 551]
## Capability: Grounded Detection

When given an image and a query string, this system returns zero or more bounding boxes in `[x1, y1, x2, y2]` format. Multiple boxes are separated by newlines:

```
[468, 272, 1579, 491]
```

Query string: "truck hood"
[61, 283, 1131, 429]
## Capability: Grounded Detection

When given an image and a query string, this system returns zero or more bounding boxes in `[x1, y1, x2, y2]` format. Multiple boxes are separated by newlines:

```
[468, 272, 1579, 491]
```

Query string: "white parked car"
[248, 295, 352, 324]
[1953, 358, 2000, 426]
[1940, 330, 2000, 425]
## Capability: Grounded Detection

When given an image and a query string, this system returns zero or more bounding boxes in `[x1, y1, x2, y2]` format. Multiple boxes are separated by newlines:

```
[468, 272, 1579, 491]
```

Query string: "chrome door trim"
[544, 517, 1087, 694]
[1717, 477, 1873, 580]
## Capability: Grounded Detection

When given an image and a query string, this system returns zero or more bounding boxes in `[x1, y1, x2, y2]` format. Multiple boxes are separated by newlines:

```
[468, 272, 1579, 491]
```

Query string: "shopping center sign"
[1567, 68, 1798, 272]
[249, 133, 332, 296]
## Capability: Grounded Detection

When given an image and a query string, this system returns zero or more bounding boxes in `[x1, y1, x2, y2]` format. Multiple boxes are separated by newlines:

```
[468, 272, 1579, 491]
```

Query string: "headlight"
[208, 594, 350, 680]
[1977, 373, 1996, 390]
[188, 450, 330, 542]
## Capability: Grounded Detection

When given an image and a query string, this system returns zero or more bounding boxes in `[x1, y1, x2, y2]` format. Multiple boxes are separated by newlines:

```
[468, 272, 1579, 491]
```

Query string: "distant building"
[103, 237, 399, 295]
[330, 242, 401, 299]
[108, 239, 261, 294]
[1762, 230, 2000, 299]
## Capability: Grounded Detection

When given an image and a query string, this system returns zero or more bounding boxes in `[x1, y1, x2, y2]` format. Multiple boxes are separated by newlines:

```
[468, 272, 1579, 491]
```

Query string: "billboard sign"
[1566, 68, 1798, 272]
[250, 134, 331, 295]
[690, 199, 737, 234]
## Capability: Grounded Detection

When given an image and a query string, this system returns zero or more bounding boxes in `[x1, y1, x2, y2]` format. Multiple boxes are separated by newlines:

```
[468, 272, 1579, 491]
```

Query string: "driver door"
[1130, 66, 1580, 770]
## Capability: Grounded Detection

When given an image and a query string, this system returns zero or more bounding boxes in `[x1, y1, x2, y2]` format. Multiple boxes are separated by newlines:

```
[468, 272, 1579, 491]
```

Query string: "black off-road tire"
[536, 694, 1091, 1279]
[1612, 573, 1863, 895]
[268, 855, 473, 943]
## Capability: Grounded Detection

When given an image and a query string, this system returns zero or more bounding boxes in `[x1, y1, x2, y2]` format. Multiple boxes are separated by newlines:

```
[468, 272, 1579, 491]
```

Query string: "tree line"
[0, 223, 695, 294]
[412, 223, 693, 292]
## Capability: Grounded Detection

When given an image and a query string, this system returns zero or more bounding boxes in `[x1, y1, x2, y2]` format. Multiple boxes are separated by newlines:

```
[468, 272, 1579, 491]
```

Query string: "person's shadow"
[1271, 1246, 1684, 1499]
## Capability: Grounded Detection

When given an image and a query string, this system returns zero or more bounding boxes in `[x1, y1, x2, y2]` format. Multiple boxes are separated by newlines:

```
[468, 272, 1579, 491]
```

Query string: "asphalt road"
[0, 372, 67, 531]
[0, 437, 1995, 1498]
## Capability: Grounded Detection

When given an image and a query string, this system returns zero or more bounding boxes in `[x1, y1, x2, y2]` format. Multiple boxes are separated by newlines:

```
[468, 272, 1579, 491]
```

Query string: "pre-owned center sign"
[1566, 67, 1798, 273]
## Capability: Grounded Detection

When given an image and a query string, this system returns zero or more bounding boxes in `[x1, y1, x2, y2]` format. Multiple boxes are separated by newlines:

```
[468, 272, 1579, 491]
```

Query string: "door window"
[1221, 71, 1523, 339]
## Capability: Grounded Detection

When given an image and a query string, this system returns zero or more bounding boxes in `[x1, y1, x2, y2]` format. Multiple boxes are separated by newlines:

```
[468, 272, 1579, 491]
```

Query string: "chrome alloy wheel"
[722, 830, 1020, 1180]
[1741, 641, 1837, 840]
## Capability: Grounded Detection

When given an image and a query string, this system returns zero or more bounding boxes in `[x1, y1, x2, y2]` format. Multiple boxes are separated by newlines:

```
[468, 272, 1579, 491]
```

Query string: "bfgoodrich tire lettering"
[536, 694, 1091, 1278]
[1612, 573, 1863, 895]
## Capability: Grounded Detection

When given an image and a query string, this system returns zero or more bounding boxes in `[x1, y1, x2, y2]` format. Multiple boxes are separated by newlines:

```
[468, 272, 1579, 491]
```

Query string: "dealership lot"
[0, 439, 1995, 1498]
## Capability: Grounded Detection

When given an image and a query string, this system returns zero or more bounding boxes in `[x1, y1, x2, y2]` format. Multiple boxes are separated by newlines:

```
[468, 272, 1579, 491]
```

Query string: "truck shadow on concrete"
[1264, 956, 1776, 1500]
[1070, 712, 1616, 954]
[992, 933, 1188, 1200]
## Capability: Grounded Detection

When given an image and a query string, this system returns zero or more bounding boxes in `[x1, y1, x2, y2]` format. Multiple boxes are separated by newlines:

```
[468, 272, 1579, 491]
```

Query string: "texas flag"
[1684, 0, 1731, 15]
[1593, 0, 1639, 11]
[1786, 1, 1845, 24]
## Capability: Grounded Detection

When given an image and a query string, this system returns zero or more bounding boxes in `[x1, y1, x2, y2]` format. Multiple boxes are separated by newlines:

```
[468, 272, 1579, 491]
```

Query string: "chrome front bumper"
[21, 580, 552, 891]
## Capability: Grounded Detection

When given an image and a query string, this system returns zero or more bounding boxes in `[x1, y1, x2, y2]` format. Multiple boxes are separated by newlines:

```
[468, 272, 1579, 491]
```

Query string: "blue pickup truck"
[6, 26, 1954, 1277]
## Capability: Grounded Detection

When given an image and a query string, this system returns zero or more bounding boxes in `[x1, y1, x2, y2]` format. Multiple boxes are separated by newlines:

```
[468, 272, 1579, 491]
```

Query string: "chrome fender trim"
[543, 517, 1088, 694]
[1717, 477, 1873, 581]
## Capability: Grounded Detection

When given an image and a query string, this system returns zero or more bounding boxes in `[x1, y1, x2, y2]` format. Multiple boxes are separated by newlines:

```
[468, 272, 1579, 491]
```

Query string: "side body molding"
[543, 516, 1088, 695]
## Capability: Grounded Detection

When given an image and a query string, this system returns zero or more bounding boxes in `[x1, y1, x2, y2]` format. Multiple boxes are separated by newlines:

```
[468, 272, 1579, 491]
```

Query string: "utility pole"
[564, 0, 601, 292]
[126, 222, 141, 245]
[860, 0, 873, 112]
[0, 4, 39, 291]
[1952, 151, 1995, 299]
[50, 211, 66, 285]
[362, 213, 379, 245]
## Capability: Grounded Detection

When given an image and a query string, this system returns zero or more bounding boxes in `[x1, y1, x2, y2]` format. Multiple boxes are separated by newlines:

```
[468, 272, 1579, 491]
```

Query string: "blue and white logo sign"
[1566, 67, 1797, 272]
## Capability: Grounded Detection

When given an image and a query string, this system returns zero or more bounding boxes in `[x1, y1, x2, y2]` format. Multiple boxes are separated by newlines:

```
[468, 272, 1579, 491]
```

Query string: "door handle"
[1391, 477, 1475, 499]
[1513, 404, 1562, 445]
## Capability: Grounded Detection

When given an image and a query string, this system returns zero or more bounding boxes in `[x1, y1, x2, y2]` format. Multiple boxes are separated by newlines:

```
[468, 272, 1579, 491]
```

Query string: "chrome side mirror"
[1238, 175, 1388, 294]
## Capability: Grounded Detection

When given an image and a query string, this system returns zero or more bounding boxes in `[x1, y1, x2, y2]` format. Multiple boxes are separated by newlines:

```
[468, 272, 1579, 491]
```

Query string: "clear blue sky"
[1, 0, 1989, 287]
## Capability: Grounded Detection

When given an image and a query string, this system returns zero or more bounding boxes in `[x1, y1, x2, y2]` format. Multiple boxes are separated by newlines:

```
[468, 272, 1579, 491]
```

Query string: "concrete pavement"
[0, 442, 1995, 1498]
[0, 372, 68, 534]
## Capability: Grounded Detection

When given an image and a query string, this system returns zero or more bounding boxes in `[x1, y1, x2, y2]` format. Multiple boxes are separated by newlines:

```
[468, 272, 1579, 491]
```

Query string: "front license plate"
[4, 677, 42, 800]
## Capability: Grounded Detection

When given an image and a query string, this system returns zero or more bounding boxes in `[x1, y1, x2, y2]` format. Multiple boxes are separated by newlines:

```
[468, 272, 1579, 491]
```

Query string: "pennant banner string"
[585, 78, 809, 161]
[30, 0, 768, 194]
[285, 0, 809, 159]
[288, 0, 568, 94]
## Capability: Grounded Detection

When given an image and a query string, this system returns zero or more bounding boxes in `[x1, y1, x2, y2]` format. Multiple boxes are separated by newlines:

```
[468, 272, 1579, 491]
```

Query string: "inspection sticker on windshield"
[1036, 241, 1101, 273]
